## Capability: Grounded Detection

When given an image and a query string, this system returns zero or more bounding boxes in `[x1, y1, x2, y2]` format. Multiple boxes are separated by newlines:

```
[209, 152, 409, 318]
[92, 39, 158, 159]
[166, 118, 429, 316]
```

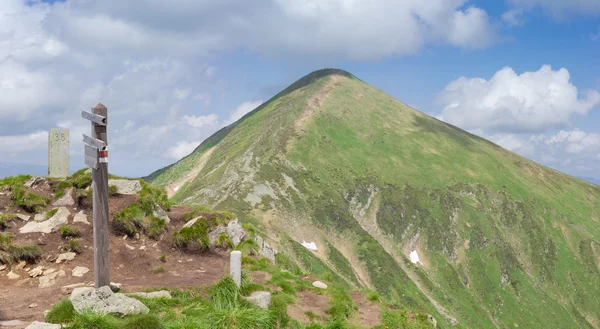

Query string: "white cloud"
[506, 0, 600, 19]
[166, 140, 202, 160]
[193, 92, 212, 107]
[502, 9, 525, 26]
[437, 65, 600, 133]
[183, 114, 219, 128]
[0, 131, 48, 153]
[545, 129, 600, 154]
[224, 101, 264, 126]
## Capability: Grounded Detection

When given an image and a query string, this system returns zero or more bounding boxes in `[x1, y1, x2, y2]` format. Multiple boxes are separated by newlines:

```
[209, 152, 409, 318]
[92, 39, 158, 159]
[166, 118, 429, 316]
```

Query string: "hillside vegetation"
[148, 69, 600, 328]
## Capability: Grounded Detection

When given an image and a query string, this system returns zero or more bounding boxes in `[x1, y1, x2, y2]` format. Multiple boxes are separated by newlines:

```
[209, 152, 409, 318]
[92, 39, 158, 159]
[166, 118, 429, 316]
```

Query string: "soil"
[349, 291, 382, 327]
[287, 290, 330, 324]
[0, 182, 229, 326]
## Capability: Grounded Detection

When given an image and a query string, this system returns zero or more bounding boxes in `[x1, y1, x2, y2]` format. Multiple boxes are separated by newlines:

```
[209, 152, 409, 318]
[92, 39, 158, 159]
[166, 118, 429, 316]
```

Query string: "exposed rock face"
[255, 235, 277, 261]
[152, 206, 170, 224]
[56, 252, 76, 264]
[108, 179, 142, 195]
[24, 322, 61, 329]
[245, 291, 271, 309]
[73, 210, 89, 224]
[19, 207, 70, 234]
[312, 281, 328, 289]
[24, 176, 44, 188]
[71, 266, 89, 277]
[70, 286, 150, 316]
[129, 291, 172, 299]
[52, 188, 75, 207]
[208, 218, 246, 247]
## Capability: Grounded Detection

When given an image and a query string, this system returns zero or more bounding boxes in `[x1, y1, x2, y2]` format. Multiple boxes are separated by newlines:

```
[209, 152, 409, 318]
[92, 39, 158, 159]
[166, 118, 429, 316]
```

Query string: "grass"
[112, 204, 146, 237]
[160, 254, 167, 263]
[44, 208, 58, 219]
[0, 233, 41, 265]
[60, 225, 81, 239]
[46, 299, 76, 324]
[0, 213, 18, 230]
[152, 266, 166, 274]
[61, 240, 83, 254]
[11, 185, 48, 213]
[172, 214, 228, 252]
[145, 216, 167, 240]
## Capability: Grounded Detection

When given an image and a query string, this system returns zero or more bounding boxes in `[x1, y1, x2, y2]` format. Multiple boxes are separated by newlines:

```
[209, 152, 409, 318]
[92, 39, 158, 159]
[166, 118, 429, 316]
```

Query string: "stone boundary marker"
[48, 128, 69, 178]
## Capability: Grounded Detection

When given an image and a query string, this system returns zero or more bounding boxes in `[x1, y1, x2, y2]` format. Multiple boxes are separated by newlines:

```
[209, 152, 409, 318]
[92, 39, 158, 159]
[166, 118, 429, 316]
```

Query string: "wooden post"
[91, 103, 110, 288]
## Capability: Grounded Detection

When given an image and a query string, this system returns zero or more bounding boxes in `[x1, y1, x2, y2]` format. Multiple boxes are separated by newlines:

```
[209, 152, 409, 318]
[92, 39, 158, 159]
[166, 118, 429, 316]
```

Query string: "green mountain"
[148, 69, 600, 328]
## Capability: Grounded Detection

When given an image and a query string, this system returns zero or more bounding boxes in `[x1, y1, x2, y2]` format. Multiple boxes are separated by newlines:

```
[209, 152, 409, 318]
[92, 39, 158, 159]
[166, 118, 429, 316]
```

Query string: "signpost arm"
[91, 103, 110, 288]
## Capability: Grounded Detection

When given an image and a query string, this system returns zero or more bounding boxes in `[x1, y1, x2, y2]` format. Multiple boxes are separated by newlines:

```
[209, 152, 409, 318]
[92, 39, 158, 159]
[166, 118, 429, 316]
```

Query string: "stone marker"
[48, 128, 70, 178]
[230, 250, 242, 287]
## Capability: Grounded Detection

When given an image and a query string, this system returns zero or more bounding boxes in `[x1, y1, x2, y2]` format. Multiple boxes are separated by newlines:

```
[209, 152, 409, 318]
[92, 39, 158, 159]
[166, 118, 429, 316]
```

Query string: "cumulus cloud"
[437, 65, 600, 133]
[506, 0, 600, 19]
[166, 140, 202, 160]
[224, 101, 264, 126]
[184, 114, 219, 128]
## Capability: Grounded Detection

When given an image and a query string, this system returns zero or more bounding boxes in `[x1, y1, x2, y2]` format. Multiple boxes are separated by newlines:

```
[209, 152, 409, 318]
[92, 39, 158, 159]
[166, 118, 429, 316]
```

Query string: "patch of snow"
[301, 241, 318, 251]
[173, 186, 180, 192]
[410, 250, 422, 265]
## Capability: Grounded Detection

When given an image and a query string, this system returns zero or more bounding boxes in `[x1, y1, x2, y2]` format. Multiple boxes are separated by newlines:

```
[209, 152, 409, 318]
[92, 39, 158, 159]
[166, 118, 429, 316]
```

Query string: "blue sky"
[1, 0, 599, 181]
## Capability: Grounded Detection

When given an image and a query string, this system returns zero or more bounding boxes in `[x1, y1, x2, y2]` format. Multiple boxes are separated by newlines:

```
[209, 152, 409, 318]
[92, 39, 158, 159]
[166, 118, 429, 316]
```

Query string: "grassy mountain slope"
[149, 69, 600, 328]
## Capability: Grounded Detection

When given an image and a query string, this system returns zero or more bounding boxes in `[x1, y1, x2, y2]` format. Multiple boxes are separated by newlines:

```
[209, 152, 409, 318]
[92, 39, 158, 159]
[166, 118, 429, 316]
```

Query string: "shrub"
[172, 222, 210, 252]
[44, 208, 58, 219]
[11, 185, 48, 213]
[0, 213, 17, 230]
[138, 181, 171, 214]
[61, 240, 83, 254]
[108, 185, 119, 196]
[69, 169, 93, 189]
[45, 299, 76, 324]
[60, 225, 81, 239]
[152, 266, 166, 274]
[112, 204, 146, 237]
[206, 307, 274, 329]
[145, 216, 167, 240]
[159, 254, 167, 263]
[0, 233, 41, 265]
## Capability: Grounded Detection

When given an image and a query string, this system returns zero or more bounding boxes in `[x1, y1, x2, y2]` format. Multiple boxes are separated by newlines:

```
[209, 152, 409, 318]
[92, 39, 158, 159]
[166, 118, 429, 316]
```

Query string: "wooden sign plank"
[84, 144, 98, 169]
[81, 110, 107, 126]
[83, 134, 107, 150]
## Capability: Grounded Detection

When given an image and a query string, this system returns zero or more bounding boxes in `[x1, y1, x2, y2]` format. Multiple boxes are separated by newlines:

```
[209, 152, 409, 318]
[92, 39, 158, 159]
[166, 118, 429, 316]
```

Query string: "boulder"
[208, 219, 246, 247]
[182, 217, 199, 228]
[61, 283, 88, 295]
[109, 282, 122, 292]
[70, 286, 149, 316]
[152, 206, 170, 224]
[20, 207, 70, 234]
[52, 188, 75, 207]
[255, 235, 277, 261]
[312, 281, 328, 289]
[245, 291, 271, 309]
[129, 291, 172, 299]
[16, 214, 31, 221]
[56, 252, 76, 264]
[108, 179, 142, 195]
[38, 270, 66, 288]
[71, 266, 89, 277]
[24, 322, 61, 329]
[29, 266, 44, 278]
[7, 271, 20, 280]
[73, 211, 89, 225]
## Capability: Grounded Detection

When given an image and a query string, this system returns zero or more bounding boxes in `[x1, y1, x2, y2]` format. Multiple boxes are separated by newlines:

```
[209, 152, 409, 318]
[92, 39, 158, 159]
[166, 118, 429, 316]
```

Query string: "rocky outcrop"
[108, 179, 142, 195]
[255, 235, 277, 261]
[208, 218, 246, 247]
[245, 291, 271, 309]
[152, 206, 170, 224]
[19, 207, 70, 234]
[52, 188, 75, 207]
[70, 286, 149, 316]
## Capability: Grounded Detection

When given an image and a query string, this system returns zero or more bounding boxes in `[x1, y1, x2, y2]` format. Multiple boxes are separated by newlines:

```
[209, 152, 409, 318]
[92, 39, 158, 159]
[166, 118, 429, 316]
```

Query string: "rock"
[255, 235, 277, 261]
[301, 241, 318, 251]
[71, 287, 94, 296]
[109, 282, 122, 292]
[24, 322, 61, 329]
[312, 281, 328, 289]
[29, 303, 38, 308]
[70, 286, 149, 316]
[183, 217, 199, 228]
[20, 207, 70, 234]
[139, 246, 146, 250]
[61, 283, 87, 295]
[52, 188, 75, 206]
[208, 218, 246, 247]
[56, 252, 76, 264]
[24, 176, 43, 188]
[152, 206, 170, 224]
[7, 271, 20, 280]
[73, 211, 89, 225]
[16, 214, 31, 221]
[0, 320, 28, 327]
[129, 291, 172, 299]
[427, 314, 437, 328]
[38, 270, 66, 288]
[14, 261, 26, 270]
[0, 264, 6, 271]
[29, 266, 44, 278]
[125, 244, 135, 250]
[108, 179, 142, 195]
[33, 214, 45, 222]
[72, 266, 89, 277]
[42, 268, 56, 276]
[245, 291, 271, 309]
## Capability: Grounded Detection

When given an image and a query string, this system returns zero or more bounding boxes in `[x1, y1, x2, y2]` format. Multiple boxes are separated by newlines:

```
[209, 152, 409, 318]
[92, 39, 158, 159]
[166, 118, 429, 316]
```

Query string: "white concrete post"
[230, 250, 242, 287]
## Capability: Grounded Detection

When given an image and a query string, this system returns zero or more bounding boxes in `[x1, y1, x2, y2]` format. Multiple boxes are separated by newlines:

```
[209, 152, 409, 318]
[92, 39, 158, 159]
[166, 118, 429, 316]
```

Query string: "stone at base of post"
[230, 250, 242, 287]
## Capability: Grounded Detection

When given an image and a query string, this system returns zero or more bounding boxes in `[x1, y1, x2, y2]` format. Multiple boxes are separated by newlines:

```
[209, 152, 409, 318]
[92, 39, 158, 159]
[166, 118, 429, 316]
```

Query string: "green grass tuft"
[44, 208, 59, 219]
[45, 299, 76, 324]
[66, 311, 120, 329]
[145, 216, 167, 240]
[60, 225, 81, 239]
[112, 204, 146, 237]
[61, 240, 83, 254]
[0, 233, 41, 265]
[152, 266, 166, 274]
[121, 314, 163, 329]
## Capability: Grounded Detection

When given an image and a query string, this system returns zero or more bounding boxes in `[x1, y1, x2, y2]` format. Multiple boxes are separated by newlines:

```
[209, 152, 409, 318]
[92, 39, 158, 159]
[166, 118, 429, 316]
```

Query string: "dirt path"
[349, 291, 382, 327]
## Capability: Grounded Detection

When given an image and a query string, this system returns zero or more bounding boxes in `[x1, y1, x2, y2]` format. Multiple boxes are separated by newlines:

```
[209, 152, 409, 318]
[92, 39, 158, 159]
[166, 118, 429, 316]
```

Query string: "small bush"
[11, 185, 48, 213]
[69, 169, 93, 189]
[121, 314, 163, 329]
[61, 240, 83, 254]
[0, 233, 41, 265]
[145, 216, 167, 240]
[366, 290, 381, 303]
[60, 225, 81, 239]
[216, 232, 234, 249]
[112, 204, 146, 237]
[0, 213, 17, 230]
[44, 208, 58, 219]
[152, 266, 166, 274]
[138, 181, 171, 214]
[45, 299, 76, 324]
[159, 254, 167, 263]
[108, 185, 119, 196]
[172, 223, 210, 252]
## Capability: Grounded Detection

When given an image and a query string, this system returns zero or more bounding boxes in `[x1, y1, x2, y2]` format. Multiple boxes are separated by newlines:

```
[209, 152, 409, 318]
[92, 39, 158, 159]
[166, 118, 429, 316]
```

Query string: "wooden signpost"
[82, 103, 110, 288]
